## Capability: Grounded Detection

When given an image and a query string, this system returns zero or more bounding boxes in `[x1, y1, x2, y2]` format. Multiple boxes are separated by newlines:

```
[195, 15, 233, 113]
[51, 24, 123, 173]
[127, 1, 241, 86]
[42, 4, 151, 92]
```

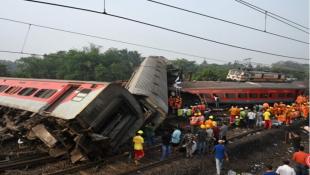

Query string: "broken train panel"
[0, 77, 143, 162]
[126, 56, 168, 127]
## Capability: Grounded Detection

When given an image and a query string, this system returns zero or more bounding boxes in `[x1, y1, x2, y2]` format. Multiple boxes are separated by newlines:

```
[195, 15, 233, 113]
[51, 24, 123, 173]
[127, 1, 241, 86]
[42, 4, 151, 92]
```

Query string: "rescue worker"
[219, 122, 228, 142]
[205, 115, 214, 128]
[229, 106, 238, 126]
[263, 109, 272, 129]
[256, 110, 263, 127]
[133, 130, 144, 165]
[247, 109, 256, 129]
[171, 126, 182, 152]
[206, 124, 214, 154]
[144, 122, 155, 146]
[183, 129, 195, 158]
[197, 103, 206, 114]
[292, 146, 308, 175]
[197, 125, 207, 157]
[190, 111, 200, 134]
[234, 116, 240, 128]
[239, 108, 246, 128]
[213, 140, 229, 175]
[160, 130, 171, 161]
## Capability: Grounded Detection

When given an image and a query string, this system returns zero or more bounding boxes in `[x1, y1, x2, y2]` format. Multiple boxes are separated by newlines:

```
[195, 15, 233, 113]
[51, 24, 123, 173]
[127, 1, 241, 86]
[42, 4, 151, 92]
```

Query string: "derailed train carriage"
[0, 56, 169, 162]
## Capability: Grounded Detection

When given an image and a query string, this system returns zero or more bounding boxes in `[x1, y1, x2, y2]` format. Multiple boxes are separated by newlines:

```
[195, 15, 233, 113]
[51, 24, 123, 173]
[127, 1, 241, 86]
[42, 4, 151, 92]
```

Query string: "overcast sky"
[0, 0, 309, 65]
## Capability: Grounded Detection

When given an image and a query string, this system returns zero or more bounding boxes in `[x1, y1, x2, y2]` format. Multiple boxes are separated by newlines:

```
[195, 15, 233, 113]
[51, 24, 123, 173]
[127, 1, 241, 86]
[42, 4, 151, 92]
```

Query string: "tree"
[0, 63, 8, 76]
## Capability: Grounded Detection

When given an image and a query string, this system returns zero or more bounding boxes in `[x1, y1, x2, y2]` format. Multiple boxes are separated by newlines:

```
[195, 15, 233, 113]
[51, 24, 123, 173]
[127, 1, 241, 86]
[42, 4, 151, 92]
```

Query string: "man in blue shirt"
[213, 140, 228, 175]
[171, 127, 181, 152]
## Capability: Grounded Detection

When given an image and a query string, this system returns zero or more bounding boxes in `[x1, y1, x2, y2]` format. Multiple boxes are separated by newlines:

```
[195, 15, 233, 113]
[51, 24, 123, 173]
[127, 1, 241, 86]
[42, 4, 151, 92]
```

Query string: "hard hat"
[235, 116, 239, 119]
[240, 108, 244, 110]
[212, 121, 217, 127]
[287, 105, 291, 107]
[200, 124, 206, 129]
[198, 112, 201, 116]
[194, 113, 198, 116]
[292, 109, 296, 112]
[209, 115, 214, 119]
[245, 107, 248, 109]
[137, 130, 143, 134]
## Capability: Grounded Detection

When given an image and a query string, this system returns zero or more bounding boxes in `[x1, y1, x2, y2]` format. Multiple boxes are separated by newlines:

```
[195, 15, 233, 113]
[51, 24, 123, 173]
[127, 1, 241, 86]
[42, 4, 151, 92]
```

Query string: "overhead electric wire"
[235, 0, 309, 30]
[235, 0, 309, 34]
[146, 0, 308, 45]
[23, 0, 309, 61]
[0, 17, 226, 63]
[0, 50, 43, 56]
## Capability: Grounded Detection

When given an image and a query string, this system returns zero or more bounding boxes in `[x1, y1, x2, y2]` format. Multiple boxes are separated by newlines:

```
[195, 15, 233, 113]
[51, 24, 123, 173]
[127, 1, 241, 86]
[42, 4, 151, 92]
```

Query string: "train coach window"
[0, 85, 9, 92]
[18, 88, 38, 96]
[34, 89, 57, 98]
[225, 93, 236, 98]
[249, 93, 258, 98]
[278, 93, 286, 98]
[72, 89, 91, 102]
[238, 93, 247, 98]
[287, 93, 295, 98]
[5, 86, 22, 94]
[259, 93, 269, 98]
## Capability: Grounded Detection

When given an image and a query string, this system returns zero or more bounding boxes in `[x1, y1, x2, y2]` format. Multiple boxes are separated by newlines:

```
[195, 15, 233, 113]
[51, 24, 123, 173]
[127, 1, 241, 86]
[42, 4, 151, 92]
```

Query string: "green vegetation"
[0, 46, 308, 81]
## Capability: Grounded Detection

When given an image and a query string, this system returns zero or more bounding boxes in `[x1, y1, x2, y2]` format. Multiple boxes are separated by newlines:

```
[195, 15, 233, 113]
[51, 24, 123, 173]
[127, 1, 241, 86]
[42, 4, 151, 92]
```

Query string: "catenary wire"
[5, 16, 306, 70]
[235, 0, 309, 34]
[146, 0, 308, 45]
[22, 0, 309, 61]
[0, 17, 226, 63]
[235, 0, 309, 30]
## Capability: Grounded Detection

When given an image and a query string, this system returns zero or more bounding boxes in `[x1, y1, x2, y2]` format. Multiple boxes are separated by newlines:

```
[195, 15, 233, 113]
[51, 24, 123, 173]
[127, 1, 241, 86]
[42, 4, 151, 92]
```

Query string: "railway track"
[0, 154, 60, 171]
[0, 126, 293, 174]
[43, 128, 264, 175]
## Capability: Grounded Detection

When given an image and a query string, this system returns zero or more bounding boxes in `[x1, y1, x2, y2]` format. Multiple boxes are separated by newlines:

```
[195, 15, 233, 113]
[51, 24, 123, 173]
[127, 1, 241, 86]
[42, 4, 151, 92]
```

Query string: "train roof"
[0, 77, 109, 85]
[180, 81, 306, 90]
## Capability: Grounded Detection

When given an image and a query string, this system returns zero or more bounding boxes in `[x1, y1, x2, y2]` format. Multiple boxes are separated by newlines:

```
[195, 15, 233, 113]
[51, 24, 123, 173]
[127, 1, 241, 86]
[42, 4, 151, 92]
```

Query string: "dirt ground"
[142, 125, 309, 175]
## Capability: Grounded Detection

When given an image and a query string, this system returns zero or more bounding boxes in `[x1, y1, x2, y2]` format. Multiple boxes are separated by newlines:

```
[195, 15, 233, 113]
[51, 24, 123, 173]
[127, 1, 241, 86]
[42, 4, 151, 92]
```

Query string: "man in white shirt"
[247, 110, 256, 128]
[276, 160, 296, 175]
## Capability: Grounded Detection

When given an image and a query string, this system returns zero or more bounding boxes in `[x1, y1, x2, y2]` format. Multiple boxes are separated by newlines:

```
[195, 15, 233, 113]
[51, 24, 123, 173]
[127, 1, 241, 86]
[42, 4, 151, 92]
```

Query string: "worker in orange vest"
[190, 112, 200, 134]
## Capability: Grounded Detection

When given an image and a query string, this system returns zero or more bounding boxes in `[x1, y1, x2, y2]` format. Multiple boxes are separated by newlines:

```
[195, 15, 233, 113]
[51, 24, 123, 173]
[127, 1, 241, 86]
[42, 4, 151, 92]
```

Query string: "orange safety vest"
[204, 119, 214, 128]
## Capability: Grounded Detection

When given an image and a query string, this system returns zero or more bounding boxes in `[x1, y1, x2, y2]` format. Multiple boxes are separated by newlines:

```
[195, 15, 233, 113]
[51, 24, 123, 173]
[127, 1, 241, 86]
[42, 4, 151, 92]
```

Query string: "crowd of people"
[132, 95, 309, 175]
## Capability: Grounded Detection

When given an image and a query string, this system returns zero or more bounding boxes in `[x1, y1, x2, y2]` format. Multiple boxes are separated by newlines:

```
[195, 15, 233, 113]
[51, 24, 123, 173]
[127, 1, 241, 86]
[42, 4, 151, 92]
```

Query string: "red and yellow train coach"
[0, 77, 143, 162]
[180, 81, 306, 106]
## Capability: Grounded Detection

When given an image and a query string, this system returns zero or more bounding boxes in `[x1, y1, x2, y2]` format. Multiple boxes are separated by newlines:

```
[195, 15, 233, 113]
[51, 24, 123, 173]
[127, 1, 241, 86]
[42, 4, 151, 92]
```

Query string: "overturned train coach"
[0, 56, 169, 163]
[0, 78, 144, 162]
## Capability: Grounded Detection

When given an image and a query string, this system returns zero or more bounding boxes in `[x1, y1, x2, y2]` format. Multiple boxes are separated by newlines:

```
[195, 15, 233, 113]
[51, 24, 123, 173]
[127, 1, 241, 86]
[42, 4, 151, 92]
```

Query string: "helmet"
[198, 112, 201, 116]
[200, 124, 206, 129]
[137, 130, 143, 134]
[235, 116, 239, 119]
[209, 115, 214, 119]
[245, 107, 248, 109]
[240, 108, 244, 110]
[212, 121, 217, 127]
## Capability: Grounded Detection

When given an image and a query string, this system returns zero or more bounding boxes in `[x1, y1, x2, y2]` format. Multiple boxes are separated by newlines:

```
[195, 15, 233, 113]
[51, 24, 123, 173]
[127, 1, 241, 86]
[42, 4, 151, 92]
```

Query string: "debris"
[32, 124, 57, 148]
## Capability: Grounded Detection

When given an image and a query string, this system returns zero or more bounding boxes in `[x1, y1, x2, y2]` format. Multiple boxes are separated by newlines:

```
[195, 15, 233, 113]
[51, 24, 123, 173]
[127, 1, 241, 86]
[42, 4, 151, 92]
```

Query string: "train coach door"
[45, 84, 79, 113]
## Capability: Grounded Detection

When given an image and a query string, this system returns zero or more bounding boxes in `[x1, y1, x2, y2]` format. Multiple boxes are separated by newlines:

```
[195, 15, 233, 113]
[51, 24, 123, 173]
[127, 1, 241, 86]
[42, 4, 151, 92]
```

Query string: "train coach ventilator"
[0, 82, 143, 163]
